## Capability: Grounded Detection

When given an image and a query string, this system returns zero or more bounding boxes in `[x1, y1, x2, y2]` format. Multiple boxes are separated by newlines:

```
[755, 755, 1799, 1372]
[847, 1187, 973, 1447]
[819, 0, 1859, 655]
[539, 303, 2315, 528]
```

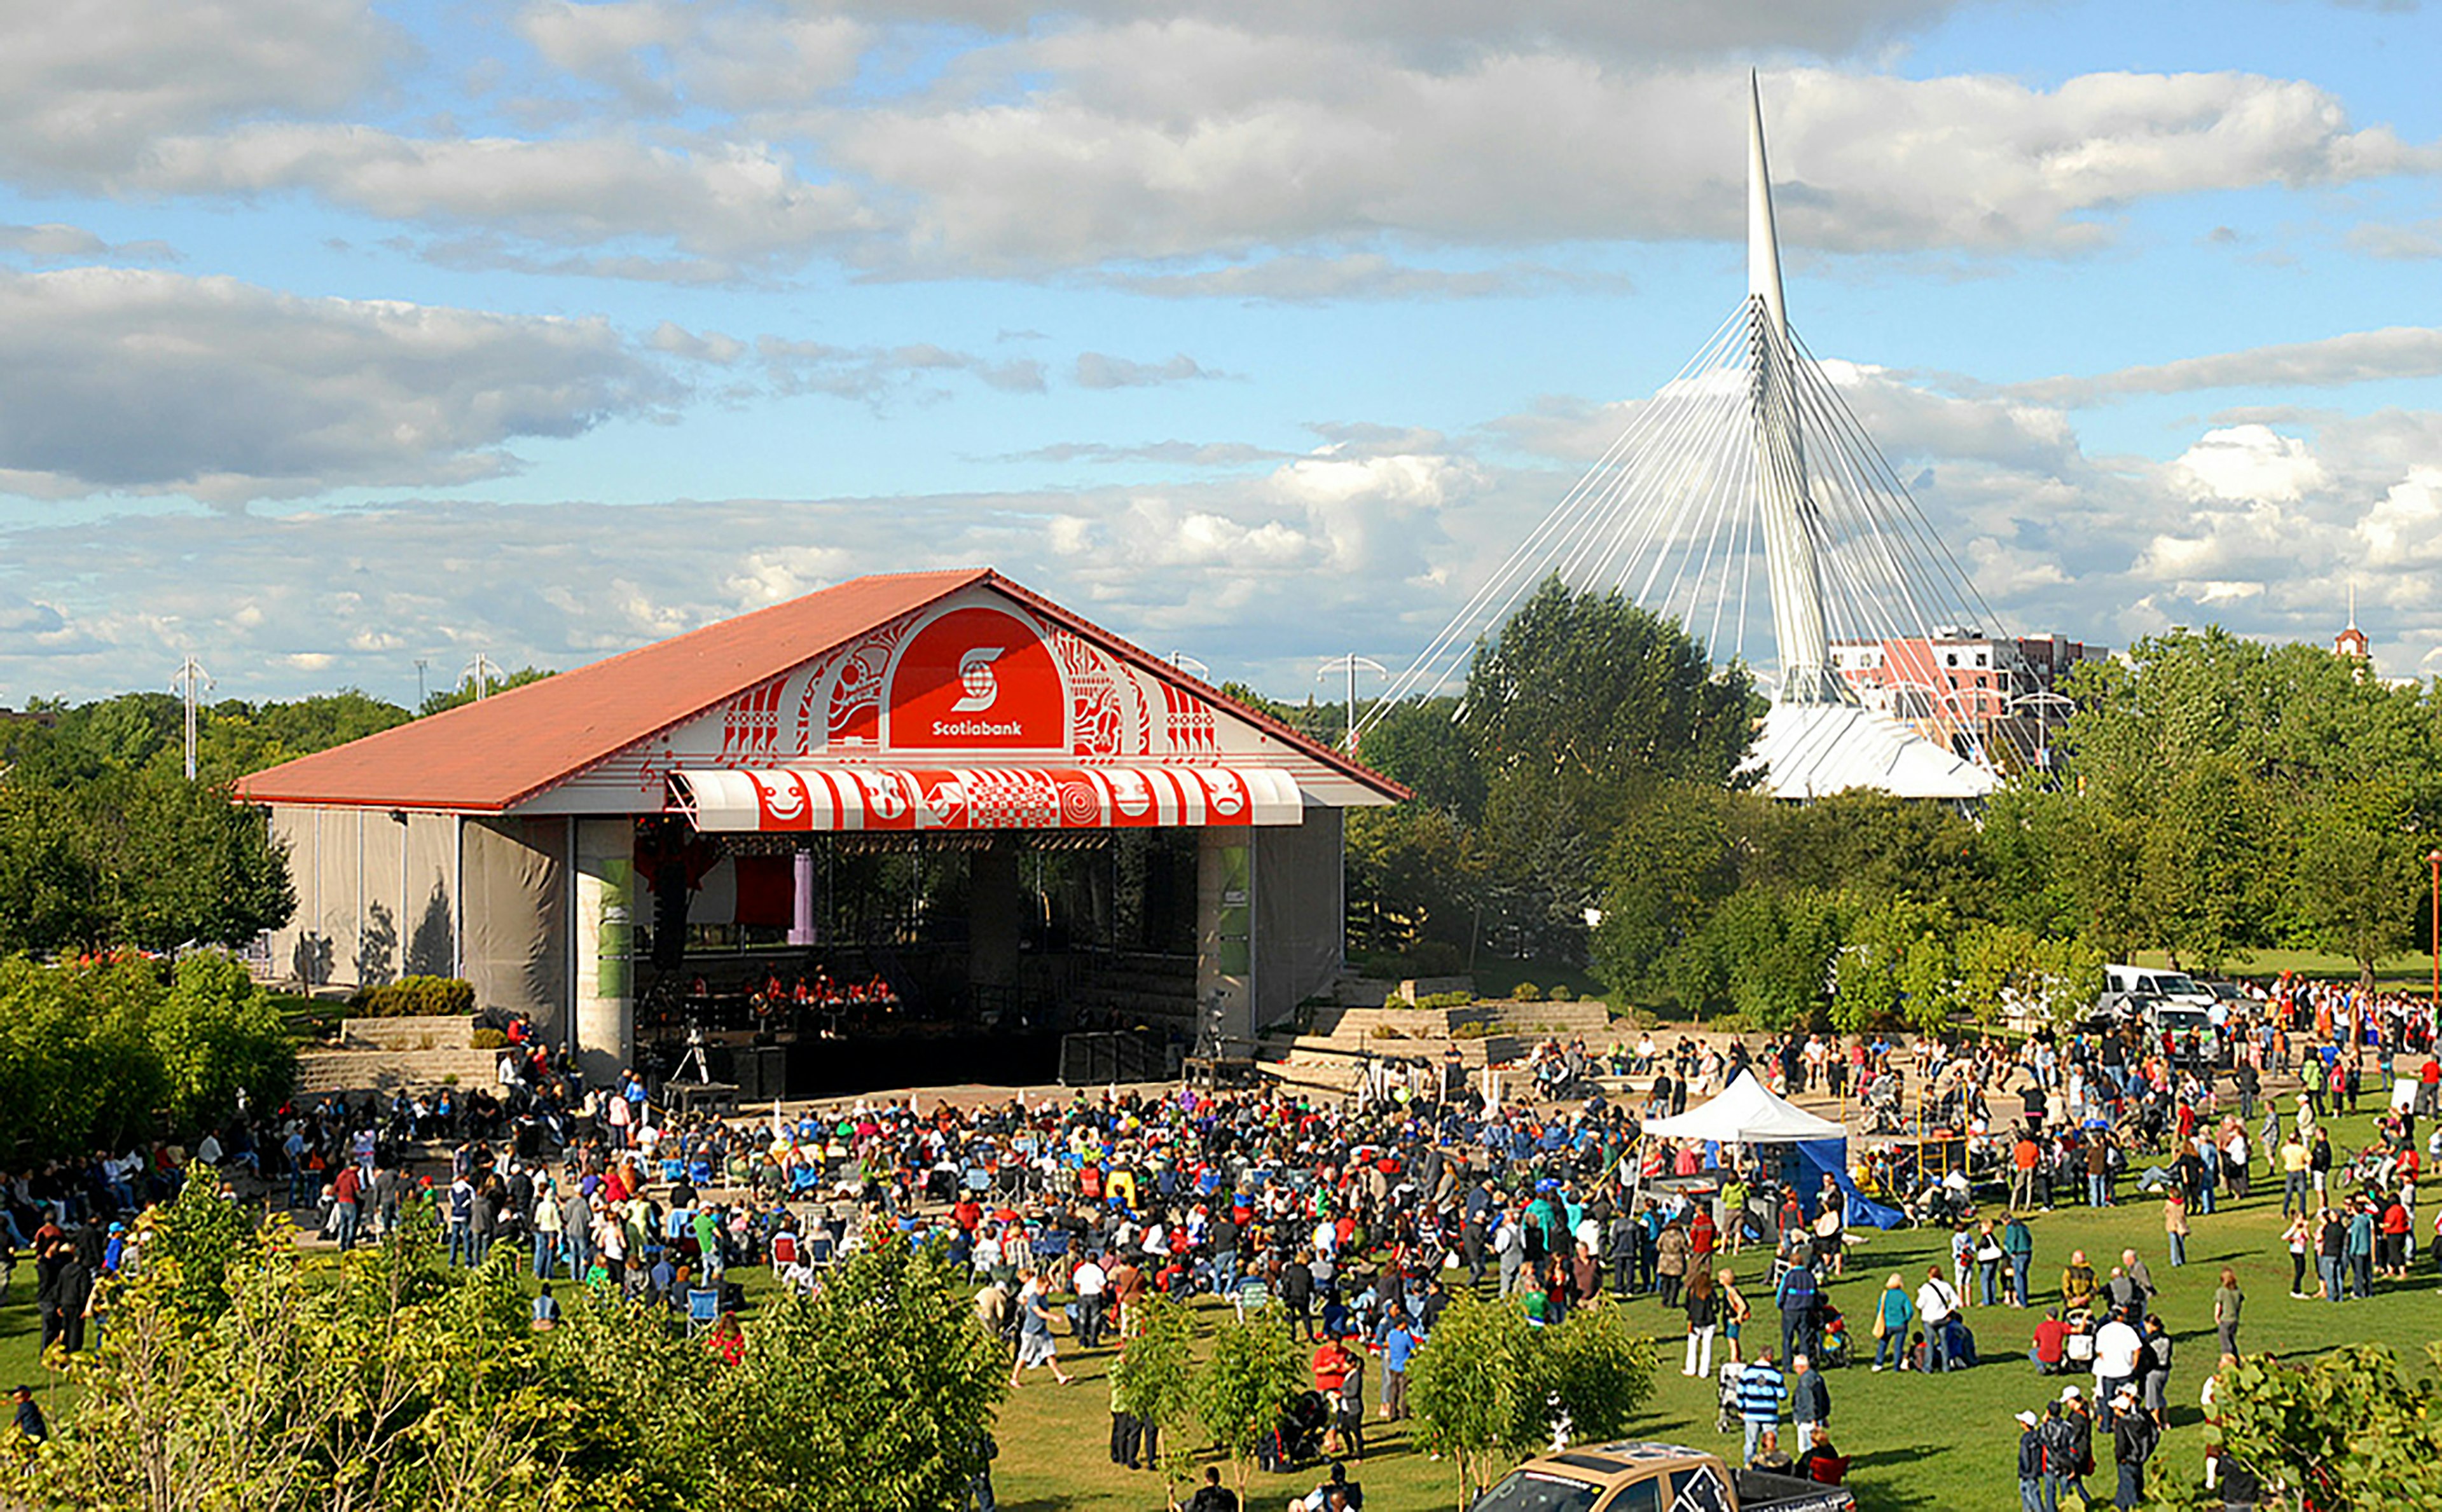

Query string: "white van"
[2103, 964, 2216, 1008]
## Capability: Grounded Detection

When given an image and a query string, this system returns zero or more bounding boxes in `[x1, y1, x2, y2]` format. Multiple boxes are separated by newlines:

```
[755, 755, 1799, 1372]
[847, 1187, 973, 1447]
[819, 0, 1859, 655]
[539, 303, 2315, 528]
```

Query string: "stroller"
[1814, 1300, 1852, 1369]
[1257, 1391, 1332, 1473]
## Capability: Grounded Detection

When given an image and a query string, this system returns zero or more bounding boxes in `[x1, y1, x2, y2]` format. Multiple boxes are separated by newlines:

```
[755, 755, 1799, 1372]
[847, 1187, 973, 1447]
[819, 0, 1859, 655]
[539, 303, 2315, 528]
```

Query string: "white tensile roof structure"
[1372, 74, 2015, 801]
[1745, 701, 1998, 802]
[1640, 1069, 1846, 1144]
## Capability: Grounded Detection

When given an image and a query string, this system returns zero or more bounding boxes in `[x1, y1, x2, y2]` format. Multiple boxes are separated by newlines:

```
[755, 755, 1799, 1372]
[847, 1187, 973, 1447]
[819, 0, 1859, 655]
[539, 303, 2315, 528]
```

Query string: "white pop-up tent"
[1638, 1069, 1905, 1229]
[1641, 1069, 1844, 1143]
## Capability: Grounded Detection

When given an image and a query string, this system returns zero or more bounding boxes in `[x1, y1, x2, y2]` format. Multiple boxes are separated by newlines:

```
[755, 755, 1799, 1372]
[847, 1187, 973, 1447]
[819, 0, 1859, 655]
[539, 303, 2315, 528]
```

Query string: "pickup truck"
[1470, 1443, 1854, 1512]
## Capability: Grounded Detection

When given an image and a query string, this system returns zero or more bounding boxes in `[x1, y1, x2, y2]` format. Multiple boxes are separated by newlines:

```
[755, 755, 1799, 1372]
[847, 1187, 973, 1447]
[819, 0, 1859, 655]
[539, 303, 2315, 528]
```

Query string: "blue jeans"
[1875, 1330, 1901, 1368]
[2010, 1253, 2031, 1306]
[333, 1201, 359, 1252]
[2319, 1255, 2342, 1302]
[2088, 1174, 2109, 1207]
[2023, 1476, 2046, 1512]
[533, 1231, 560, 1278]
[448, 1222, 472, 1267]
[2167, 1232, 2186, 1268]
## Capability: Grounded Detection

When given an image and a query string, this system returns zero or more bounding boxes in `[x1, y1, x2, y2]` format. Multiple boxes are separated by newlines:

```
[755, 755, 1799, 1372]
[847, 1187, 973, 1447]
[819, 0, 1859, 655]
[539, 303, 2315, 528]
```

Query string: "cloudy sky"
[6, 0, 2442, 703]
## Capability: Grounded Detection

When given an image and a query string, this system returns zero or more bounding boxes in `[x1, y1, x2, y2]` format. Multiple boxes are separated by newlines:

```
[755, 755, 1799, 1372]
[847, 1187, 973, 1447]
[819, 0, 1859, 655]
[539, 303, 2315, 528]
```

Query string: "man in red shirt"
[2031, 1310, 2071, 1374]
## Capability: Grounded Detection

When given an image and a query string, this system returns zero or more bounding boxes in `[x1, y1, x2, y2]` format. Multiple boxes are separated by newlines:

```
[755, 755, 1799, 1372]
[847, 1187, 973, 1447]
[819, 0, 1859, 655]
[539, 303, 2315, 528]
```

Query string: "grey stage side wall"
[261, 803, 464, 995]
[1254, 805, 1344, 1027]
[462, 816, 569, 1029]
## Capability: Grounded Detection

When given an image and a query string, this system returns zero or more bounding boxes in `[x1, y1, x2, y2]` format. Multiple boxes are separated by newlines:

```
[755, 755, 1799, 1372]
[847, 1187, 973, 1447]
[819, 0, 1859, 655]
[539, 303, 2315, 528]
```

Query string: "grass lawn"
[2124, 945, 2433, 992]
[3, 1106, 2426, 1509]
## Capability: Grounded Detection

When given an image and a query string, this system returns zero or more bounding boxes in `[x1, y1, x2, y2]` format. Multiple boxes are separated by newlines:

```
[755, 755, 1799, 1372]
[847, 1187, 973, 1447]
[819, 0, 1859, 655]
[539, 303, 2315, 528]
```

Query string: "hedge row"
[347, 975, 476, 1017]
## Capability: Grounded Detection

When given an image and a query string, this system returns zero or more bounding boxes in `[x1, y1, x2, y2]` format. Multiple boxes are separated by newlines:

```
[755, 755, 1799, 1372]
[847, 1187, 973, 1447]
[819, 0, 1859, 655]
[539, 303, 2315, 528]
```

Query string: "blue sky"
[5, 0, 2442, 704]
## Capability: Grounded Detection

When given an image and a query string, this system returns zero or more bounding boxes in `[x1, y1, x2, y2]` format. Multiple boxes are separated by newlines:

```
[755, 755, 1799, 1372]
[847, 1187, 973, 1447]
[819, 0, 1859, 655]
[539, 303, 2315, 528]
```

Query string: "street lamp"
[1316, 654, 1388, 752]
[2428, 850, 2441, 1008]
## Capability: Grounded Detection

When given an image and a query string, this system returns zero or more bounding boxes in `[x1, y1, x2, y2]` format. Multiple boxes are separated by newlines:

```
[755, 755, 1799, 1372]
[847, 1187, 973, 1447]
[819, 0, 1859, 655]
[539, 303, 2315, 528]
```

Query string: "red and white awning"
[670, 764, 1307, 833]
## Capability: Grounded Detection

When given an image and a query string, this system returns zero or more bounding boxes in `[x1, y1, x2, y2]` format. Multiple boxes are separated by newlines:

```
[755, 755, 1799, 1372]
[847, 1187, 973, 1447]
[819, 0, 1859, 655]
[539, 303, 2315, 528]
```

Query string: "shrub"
[1451, 1022, 1494, 1040]
[1416, 990, 1474, 1010]
[1549, 986, 1576, 1002]
[1511, 982, 1542, 1002]
[1708, 1011, 1755, 1033]
[349, 975, 476, 1017]
[1370, 1025, 1407, 1040]
[471, 1028, 508, 1050]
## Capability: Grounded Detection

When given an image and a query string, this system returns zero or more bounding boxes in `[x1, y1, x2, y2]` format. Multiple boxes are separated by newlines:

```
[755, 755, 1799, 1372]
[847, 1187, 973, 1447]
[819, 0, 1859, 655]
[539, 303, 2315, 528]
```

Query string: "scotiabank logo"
[950, 647, 1005, 712]
[889, 607, 1063, 751]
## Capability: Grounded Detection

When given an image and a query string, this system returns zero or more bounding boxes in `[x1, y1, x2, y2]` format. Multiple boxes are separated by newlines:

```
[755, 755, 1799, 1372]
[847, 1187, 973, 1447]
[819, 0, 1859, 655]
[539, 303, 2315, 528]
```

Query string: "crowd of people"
[14, 963, 2442, 1510]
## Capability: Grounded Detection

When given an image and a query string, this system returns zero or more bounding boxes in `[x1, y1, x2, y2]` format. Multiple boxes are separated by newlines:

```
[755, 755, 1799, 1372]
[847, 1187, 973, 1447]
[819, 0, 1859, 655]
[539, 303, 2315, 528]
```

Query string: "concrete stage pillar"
[789, 848, 817, 945]
[573, 817, 635, 1083]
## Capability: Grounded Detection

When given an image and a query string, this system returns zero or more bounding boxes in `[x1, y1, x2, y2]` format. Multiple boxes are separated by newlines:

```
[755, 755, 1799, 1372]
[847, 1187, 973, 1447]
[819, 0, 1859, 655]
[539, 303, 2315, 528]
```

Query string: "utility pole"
[170, 655, 214, 780]
[464, 652, 500, 701]
[415, 657, 429, 708]
[1316, 654, 1386, 752]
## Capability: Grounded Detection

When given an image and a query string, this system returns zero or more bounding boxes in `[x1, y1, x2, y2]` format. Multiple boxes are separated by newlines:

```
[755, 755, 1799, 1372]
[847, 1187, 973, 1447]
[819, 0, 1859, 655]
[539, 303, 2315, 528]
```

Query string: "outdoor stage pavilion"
[236, 568, 1407, 1094]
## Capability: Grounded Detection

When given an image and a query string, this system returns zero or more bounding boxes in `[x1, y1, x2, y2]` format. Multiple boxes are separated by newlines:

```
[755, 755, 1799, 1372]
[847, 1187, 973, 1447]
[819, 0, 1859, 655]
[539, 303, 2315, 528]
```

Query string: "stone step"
[296, 1047, 500, 1096]
[1313, 1001, 1610, 1042]
[339, 1014, 477, 1052]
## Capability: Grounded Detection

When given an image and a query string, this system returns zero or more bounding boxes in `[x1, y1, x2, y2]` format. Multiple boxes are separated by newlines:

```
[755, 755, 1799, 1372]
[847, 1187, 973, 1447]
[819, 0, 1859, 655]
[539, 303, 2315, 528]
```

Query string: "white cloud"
[753, 336, 1047, 401]
[0, 0, 398, 180]
[133, 127, 873, 272]
[2011, 327, 2442, 406]
[2359, 465, 2442, 568]
[1102, 253, 1627, 301]
[2168, 424, 2328, 503]
[1073, 351, 1220, 388]
[824, 55, 2430, 271]
[0, 267, 671, 503]
[0, 223, 178, 262]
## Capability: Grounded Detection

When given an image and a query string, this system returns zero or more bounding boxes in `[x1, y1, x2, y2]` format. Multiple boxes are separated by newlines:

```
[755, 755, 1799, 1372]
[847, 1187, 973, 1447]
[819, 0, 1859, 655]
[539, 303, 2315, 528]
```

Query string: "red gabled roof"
[234, 568, 1407, 811]
[235, 568, 988, 811]
[985, 574, 1406, 802]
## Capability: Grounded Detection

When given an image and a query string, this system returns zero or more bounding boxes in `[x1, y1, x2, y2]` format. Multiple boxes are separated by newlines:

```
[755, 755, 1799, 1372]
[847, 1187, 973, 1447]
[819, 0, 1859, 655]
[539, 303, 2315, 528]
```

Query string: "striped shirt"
[1738, 1362, 1785, 1423]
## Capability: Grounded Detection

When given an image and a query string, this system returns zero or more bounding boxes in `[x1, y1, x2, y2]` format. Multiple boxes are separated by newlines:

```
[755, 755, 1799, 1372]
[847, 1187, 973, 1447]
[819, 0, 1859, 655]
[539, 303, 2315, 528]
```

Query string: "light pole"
[170, 655, 214, 780]
[415, 657, 429, 708]
[1316, 654, 1386, 752]
[1168, 652, 1210, 679]
[2428, 850, 2440, 1008]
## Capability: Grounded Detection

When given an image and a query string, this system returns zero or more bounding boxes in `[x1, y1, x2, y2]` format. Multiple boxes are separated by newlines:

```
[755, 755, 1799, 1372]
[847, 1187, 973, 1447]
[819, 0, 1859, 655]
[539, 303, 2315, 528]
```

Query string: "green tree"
[152, 952, 295, 1131]
[1409, 1295, 1657, 1509]
[0, 954, 296, 1163]
[1589, 781, 1741, 998]
[721, 1234, 1005, 1512]
[1407, 1293, 1543, 1508]
[2294, 791, 2422, 983]
[1356, 697, 1486, 821]
[1712, 888, 1845, 1031]
[1112, 1294, 1201, 1504]
[2216, 1345, 2442, 1510]
[1460, 576, 1755, 792]
[0, 955, 167, 1162]
[1542, 1305, 1657, 1447]
[1195, 1308, 1305, 1493]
